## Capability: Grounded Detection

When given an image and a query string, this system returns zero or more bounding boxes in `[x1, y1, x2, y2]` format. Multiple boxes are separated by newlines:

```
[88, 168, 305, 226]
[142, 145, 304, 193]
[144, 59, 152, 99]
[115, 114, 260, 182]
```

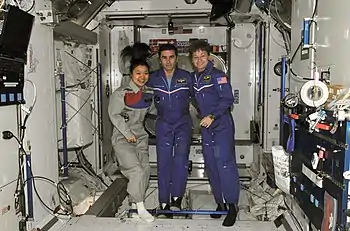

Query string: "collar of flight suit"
[160, 67, 179, 80]
[128, 80, 142, 93]
[127, 79, 153, 94]
[195, 61, 214, 78]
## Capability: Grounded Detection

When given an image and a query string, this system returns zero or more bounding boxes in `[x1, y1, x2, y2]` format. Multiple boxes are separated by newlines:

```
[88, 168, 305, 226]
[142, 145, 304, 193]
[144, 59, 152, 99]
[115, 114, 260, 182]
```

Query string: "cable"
[231, 37, 255, 50]
[268, 0, 288, 50]
[3, 130, 73, 217]
[290, 0, 319, 64]
[283, 197, 304, 231]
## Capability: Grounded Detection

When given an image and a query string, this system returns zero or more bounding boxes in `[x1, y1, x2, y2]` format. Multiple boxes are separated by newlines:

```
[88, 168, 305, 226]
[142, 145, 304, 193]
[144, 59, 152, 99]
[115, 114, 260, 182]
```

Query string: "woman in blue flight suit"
[108, 59, 155, 223]
[189, 40, 240, 227]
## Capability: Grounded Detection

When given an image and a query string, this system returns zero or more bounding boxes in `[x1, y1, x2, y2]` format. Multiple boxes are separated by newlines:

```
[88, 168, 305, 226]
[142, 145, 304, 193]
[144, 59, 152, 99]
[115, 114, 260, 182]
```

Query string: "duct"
[52, 0, 117, 27]
[54, 21, 98, 45]
[254, 0, 291, 31]
[235, 0, 254, 13]
[71, 0, 108, 27]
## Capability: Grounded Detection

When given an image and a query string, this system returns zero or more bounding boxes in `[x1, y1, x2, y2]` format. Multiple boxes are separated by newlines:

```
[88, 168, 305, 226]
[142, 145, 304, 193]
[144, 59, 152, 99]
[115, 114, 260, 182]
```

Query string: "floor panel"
[59, 215, 278, 231]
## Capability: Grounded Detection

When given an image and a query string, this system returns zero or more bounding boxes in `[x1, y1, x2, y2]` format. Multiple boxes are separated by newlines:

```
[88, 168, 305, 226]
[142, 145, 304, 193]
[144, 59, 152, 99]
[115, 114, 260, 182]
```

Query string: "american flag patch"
[217, 76, 227, 84]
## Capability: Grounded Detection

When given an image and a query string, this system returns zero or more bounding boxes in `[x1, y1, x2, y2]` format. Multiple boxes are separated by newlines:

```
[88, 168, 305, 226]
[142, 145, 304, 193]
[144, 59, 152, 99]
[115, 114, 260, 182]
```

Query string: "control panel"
[0, 5, 34, 107]
[290, 115, 349, 231]
[0, 62, 25, 106]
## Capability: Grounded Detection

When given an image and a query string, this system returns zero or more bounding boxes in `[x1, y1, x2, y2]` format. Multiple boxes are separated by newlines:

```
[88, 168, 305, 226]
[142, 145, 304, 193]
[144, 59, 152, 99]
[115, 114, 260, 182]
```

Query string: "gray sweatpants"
[113, 132, 150, 203]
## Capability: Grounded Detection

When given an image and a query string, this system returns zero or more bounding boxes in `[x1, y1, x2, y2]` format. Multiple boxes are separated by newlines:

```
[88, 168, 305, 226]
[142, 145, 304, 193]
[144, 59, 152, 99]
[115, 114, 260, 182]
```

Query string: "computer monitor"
[209, 0, 236, 21]
[0, 5, 35, 60]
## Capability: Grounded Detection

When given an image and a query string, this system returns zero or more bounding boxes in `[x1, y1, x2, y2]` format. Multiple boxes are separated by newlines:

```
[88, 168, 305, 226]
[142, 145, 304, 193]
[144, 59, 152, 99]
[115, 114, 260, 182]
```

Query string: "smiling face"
[131, 64, 149, 88]
[191, 49, 209, 72]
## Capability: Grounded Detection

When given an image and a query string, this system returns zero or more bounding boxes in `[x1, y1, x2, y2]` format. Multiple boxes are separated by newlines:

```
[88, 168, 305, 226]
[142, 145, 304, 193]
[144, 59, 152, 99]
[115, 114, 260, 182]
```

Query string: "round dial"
[17, 0, 35, 12]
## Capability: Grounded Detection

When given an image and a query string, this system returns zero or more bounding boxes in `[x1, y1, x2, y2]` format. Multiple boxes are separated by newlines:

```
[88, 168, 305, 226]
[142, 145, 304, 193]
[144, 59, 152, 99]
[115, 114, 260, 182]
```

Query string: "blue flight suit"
[192, 61, 240, 205]
[147, 68, 193, 204]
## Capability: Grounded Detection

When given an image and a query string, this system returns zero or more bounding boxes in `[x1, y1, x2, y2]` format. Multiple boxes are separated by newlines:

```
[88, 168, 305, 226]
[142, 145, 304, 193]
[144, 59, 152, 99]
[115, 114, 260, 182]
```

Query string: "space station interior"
[0, 0, 349, 230]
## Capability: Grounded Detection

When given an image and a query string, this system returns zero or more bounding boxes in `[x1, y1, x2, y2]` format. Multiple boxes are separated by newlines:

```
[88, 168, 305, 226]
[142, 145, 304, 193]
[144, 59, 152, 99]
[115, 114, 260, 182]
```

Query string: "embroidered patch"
[217, 76, 227, 84]
[124, 91, 142, 106]
[176, 78, 187, 84]
[203, 75, 211, 81]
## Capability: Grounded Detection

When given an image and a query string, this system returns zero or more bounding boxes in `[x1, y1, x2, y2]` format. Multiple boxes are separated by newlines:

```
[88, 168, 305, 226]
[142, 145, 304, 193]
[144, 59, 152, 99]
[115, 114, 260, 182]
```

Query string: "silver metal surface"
[53, 21, 98, 45]
[0, 107, 20, 231]
[262, 21, 288, 152]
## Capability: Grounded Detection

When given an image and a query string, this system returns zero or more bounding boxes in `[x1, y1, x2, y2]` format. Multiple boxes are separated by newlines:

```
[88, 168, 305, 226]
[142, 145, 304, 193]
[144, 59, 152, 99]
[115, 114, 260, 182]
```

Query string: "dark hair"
[121, 42, 151, 63]
[158, 43, 178, 57]
[129, 58, 150, 73]
[189, 40, 211, 58]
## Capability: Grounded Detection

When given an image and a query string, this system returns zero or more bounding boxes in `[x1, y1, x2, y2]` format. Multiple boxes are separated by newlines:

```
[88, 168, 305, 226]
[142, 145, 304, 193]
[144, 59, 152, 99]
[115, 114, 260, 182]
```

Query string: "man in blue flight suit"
[189, 40, 240, 227]
[147, 44, 193, 215]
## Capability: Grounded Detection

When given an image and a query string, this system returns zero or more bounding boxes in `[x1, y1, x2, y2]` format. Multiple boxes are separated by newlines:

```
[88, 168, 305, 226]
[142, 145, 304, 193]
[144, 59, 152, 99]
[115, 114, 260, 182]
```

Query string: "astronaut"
[108, 58, 154, 223]
[147, 44, 193, 214]
[189, 40, 240, 227]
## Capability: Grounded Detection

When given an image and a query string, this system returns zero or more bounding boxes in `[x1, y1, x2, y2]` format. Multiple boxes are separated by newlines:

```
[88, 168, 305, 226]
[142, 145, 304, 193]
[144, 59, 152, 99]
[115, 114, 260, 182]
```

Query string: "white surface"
[292, 0, 350, 87]
[272, 146, 290, 194]
[57, 88, 93, 149]
[0, 106, 21, 231]
[299, 80, 329, 108]
[101, 0, 211, 15]
[140, 26, 227, 47]
[23, 15, 60, 225]
[59, 216, 278, 231]
[290, 0, 316, 93]
[110, 26, 134, 91]
[98, 25, 114, 170]
[262, 21, 288, 152]
[229, 23, 256, 140]
[55, 41, 93, 87]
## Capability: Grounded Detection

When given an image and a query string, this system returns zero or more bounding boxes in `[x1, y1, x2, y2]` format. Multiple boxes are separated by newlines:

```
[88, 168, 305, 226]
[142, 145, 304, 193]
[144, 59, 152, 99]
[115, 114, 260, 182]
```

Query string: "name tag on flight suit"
[176, 78, 187, 84]
[203, 75, 211, 81]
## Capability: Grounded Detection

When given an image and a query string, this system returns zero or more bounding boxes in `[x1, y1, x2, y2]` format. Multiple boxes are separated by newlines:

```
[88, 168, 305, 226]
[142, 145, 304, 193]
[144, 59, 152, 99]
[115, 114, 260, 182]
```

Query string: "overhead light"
[185, 0, 197, 4]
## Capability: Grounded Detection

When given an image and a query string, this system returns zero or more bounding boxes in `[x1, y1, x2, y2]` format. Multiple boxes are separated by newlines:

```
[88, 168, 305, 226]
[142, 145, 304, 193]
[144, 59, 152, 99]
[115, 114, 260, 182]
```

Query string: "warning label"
[234, 89, 239, 104]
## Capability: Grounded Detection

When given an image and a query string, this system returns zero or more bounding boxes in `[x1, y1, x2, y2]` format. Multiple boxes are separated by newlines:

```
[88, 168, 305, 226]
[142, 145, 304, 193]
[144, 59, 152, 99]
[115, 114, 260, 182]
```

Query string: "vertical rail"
[25, 154, 33, 218]
[279, 56, 287, 145]
[96, 49, 102, 170]
[59, 73, 68, 177]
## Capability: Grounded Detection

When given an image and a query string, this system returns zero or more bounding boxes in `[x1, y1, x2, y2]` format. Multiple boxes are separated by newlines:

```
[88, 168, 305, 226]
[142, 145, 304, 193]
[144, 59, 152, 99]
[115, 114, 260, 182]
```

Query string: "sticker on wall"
[234, 89, 239, 104]
[1, 205, 10, 215]
[27, 44, 39, 74]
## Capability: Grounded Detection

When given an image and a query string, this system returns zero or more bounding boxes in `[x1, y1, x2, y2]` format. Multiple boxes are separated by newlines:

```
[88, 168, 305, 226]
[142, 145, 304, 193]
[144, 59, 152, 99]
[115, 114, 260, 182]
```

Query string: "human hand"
[126, 135, 137, 143]
[200, 116, 214, 128]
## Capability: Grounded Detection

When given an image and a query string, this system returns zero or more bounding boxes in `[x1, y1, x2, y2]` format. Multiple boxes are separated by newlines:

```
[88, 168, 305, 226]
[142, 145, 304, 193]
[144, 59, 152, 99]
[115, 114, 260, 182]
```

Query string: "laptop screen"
[0, 6, 35, 60]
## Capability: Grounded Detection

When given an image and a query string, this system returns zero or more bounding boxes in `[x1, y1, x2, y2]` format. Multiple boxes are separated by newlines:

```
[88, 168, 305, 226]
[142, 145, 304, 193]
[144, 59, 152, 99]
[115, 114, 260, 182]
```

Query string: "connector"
[2, 130, 14, 140]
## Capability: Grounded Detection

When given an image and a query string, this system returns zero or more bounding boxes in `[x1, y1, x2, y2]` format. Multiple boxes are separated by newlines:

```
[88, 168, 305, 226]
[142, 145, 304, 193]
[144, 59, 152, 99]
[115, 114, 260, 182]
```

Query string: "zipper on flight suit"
[161, 76, 172, 108]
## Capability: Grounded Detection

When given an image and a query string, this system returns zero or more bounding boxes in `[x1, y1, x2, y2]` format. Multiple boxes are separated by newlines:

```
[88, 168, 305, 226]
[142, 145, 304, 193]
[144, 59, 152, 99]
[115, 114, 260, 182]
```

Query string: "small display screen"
[0, 6, 34, 59]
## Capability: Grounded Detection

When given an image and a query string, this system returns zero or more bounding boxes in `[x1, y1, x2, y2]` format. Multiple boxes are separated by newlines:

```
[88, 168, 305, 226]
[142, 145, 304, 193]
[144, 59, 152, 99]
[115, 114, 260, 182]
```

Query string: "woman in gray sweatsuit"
[108, 58, 155, 222]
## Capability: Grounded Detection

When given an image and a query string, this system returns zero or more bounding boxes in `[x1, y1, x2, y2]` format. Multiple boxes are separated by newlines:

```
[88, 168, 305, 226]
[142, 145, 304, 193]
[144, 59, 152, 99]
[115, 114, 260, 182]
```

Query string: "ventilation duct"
[254, 0, 291, 31]
[53, 0, 117, 27]
[235, 0, 254, 13]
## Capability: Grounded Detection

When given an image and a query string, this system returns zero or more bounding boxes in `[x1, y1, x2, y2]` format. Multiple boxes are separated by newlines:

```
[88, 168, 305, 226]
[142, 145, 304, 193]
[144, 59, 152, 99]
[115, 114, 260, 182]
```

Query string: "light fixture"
[185, 0, 197, 4]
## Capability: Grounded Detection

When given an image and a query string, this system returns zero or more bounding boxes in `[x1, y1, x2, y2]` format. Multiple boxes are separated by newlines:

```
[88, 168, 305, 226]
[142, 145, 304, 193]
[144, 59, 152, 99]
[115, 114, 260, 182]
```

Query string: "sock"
[131, 203, 139, 218]
[136, 202, 154, 222]
[161, 203, 167, 209]
[131, 203, 137, 209]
